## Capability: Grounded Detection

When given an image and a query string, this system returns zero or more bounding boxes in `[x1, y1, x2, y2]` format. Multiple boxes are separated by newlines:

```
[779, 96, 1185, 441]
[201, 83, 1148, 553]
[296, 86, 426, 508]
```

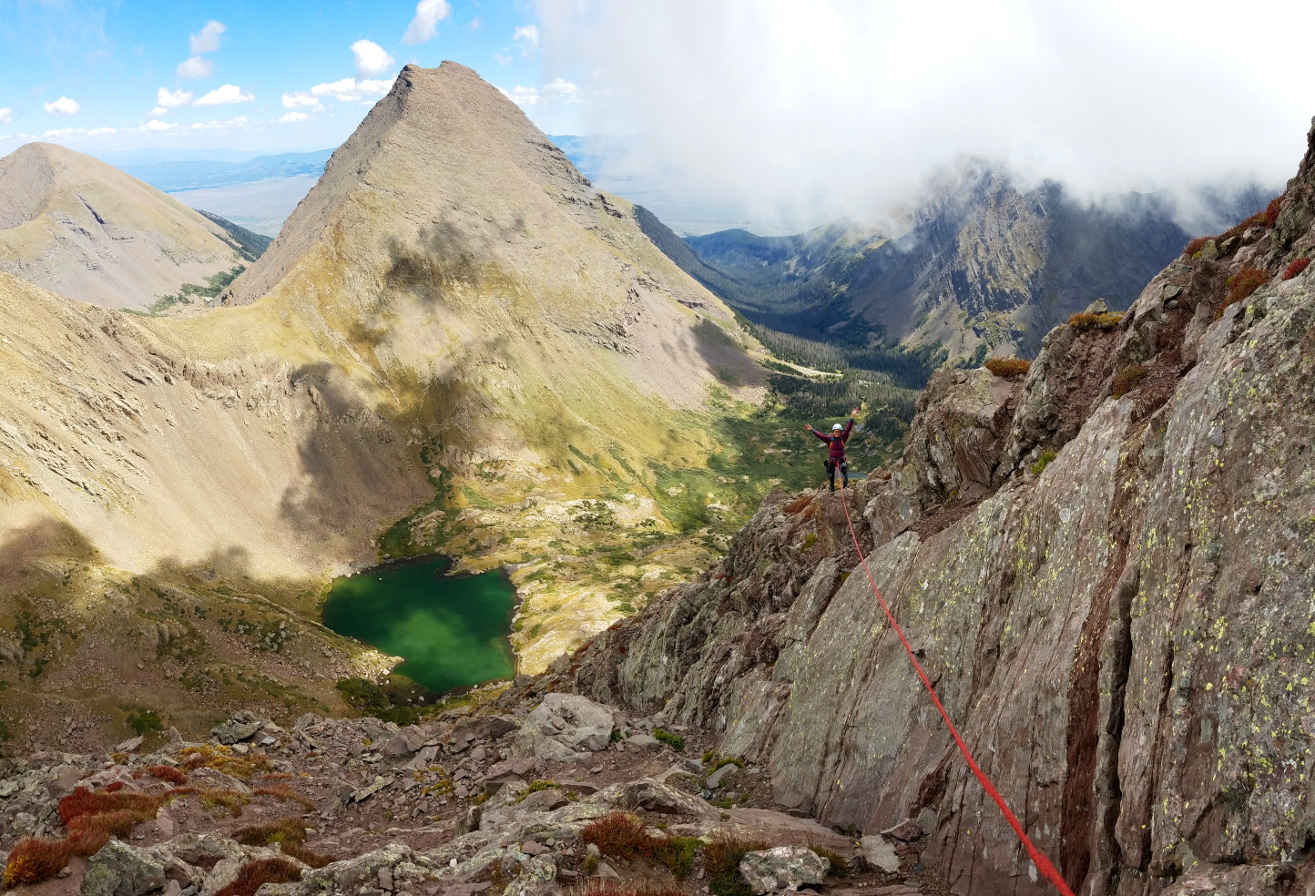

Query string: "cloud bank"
[533, 0, 1315, 226]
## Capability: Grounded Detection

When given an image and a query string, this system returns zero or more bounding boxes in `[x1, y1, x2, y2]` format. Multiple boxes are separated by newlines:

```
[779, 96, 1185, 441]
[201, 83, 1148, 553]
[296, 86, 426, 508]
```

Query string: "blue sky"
[0, 0, 572, 153]
[2, 0, 1315, 231]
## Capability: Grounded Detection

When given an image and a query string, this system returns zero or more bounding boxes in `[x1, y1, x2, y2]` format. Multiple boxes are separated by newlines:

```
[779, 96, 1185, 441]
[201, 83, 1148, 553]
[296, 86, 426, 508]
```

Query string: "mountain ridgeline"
[647, 162, 1272, 374]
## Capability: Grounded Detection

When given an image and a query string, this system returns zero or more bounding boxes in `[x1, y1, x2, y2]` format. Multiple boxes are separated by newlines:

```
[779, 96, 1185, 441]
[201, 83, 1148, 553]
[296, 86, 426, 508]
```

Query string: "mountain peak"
[222, 62, 593, 307]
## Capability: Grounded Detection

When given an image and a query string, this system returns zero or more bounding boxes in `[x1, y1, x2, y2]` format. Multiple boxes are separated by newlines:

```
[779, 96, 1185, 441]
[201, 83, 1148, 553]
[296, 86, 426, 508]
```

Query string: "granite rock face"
[552, 120, 1315, 896]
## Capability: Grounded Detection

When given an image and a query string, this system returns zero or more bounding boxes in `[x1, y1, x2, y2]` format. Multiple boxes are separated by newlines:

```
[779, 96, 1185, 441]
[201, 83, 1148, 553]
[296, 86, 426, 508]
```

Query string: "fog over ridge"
[533, 0, 1311, 234]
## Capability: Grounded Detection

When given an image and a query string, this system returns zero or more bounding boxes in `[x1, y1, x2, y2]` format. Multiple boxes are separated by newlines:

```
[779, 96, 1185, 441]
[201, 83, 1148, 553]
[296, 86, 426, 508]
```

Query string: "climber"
[805, 407, 860, 492]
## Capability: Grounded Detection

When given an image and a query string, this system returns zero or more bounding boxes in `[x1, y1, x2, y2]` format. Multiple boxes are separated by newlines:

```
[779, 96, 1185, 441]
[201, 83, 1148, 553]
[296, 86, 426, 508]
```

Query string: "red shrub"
[582, 812, 659, 859]
[146, 765, 188, 785]
[2, 838, 72, 889]
[1226, 268, 1269, 304]
[213, 858, 303, 896]
[1283, 257, 1310, 280]
[59, 787, 160, 826]
[1266, 194, 1285, 228]
[66, 823, 112, 858]
[1184, 237, 1210, 256]
[105, 781, 125, 793]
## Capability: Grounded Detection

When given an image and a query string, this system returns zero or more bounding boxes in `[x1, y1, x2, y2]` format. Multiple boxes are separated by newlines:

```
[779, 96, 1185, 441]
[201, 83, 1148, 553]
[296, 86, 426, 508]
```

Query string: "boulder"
[513, 694, 614, 761]
[210, 718, 262, 746]
[858, 836, 900, 874]
[503, 857, 557, 896]
[81, 841, 167, 896]
[738, 846, 828, 894]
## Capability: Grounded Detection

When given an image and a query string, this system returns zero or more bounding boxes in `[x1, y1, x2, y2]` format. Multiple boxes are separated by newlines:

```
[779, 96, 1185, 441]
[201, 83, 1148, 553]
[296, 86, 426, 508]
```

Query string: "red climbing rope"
[837, 493, 1076, 896]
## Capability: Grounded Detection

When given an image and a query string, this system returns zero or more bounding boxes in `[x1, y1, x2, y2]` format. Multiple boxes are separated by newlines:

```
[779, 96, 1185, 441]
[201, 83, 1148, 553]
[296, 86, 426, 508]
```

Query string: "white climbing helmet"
[832, 423, 843, 431]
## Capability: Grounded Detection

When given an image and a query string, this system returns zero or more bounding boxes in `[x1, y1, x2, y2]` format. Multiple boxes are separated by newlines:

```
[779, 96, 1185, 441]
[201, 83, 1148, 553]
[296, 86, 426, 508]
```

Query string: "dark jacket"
[812, 418, 854, 461]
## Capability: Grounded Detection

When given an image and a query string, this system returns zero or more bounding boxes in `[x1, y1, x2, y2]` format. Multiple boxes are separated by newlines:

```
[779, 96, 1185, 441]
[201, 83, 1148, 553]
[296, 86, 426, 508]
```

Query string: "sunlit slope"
[0, 142, 247, 311]
[222, 62, 757, 455]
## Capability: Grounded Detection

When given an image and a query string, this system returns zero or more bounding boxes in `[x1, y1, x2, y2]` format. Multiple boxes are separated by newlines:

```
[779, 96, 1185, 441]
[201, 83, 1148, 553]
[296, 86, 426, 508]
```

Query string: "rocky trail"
[0, 695, 948, 896]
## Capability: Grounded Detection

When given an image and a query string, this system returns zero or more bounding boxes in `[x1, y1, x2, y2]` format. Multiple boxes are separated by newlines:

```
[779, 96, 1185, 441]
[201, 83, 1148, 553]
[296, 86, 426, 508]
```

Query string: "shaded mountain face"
[0, 63, 761, 743]
[0, 143, 250, 311]
[548, 119, 1315, 895]
[680, 164, 1271, 360]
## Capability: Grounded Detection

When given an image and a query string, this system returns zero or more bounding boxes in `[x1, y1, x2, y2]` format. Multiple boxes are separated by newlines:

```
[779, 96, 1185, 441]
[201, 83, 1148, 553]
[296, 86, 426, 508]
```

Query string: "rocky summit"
[0, 143, 250, 312]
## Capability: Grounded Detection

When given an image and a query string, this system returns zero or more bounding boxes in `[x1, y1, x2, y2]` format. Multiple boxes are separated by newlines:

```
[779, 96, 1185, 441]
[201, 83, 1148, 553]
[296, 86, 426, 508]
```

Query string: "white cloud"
[194, 84, 254, 107]
[281, 92, 318, 108]
[294, 77, 396, 104]
[44, 128, 83, 138]
[494, 52, 513, 67]
[402, 0, 451, 45]
[87, 127, 117, 136]
[149, 106, 168, 117]
[177, 56, 213, 79]
[43, 96, 80, 116]
[140, 120, 177, 132]
[279, 112, 308, 123]
[156, 87, 193, 109]
[0, 108, 11, 125]
[469, 17, 480, 30]
[502, 78, 581, 107]
[190, 20, 226, 54]
[351, 40, 395, 78]
[513, 24, 539, 58]
[532, 0, 1315, 226]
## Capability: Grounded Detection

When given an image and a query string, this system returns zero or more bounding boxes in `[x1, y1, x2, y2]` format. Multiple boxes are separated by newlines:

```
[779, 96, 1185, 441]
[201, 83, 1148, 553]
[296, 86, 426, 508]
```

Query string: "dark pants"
[825, 459, 848, 491]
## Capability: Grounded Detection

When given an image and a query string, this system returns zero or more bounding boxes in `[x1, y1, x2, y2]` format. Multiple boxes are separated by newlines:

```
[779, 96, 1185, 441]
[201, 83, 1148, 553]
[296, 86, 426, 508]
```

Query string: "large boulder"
[739, 846, 828, 895]
[513, 694, 617, 762]
[81, 841, 167, 896]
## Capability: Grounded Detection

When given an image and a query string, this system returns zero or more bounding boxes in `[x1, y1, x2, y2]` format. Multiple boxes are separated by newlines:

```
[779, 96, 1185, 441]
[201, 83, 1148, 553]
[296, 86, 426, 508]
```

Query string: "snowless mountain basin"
[321, 555, 517, 695]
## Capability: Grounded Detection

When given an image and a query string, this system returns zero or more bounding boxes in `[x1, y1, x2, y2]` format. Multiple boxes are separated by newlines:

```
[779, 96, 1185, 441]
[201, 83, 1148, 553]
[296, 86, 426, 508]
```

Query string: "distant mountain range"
[645, 160, 1273, 361]
[119, 150, 332, 192]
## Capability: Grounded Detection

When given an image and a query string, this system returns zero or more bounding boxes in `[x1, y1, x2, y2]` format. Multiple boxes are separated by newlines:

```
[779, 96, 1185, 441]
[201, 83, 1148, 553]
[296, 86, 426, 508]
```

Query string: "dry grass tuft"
[579, 884, 693, 896]
[234, 818, 309, 847]
[984, 358, 1031, 378]
[1111, 365, 1149, 398]
[704, 834, 768, 896]
[2, 838, 72, 889]
[179, 745, 271, 781]
[1068, 312, 1124, 331]
[252, 784, 316, 811]
[233, 817, 335, 869]
[1283, 257, 1310, 280]
[212, 858, 303, 896]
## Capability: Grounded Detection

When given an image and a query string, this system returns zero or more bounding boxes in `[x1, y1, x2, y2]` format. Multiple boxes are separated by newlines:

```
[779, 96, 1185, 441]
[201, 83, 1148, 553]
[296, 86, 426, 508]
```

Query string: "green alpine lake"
[322, 555, 518, 694]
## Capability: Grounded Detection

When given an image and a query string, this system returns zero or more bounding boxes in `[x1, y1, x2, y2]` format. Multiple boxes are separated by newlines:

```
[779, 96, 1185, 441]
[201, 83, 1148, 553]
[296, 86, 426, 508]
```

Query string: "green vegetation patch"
[146, 265, 245, 315]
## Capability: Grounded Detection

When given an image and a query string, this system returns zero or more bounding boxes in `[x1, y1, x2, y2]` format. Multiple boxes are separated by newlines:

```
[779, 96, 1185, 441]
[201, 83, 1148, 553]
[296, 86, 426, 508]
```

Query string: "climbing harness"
[837, 495, 1076, 896]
